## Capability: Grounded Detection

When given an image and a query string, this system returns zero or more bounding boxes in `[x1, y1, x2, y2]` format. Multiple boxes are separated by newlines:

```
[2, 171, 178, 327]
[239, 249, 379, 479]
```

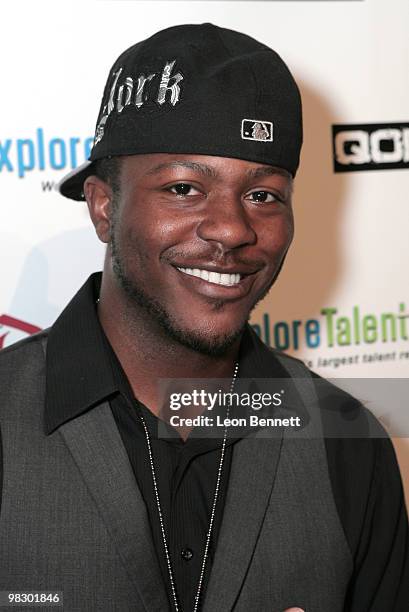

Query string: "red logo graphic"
[0, 315, 42, 349]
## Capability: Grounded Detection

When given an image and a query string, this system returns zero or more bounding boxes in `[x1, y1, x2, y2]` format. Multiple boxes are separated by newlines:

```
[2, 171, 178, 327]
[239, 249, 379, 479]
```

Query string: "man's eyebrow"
[246, 166, 292, 180]
[145, 161, 218, 178]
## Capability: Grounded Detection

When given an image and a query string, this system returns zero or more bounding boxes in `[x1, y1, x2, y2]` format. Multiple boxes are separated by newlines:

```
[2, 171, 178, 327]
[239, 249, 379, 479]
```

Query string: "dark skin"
[84, 153, 294, 438]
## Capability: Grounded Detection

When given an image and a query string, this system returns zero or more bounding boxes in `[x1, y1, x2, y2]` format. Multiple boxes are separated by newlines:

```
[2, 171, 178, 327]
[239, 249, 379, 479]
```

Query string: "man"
[0, 23, 407, 612]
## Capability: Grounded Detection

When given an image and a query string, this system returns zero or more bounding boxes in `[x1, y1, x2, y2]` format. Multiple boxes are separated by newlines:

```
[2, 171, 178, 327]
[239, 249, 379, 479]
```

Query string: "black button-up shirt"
[108, 352, 239, 612]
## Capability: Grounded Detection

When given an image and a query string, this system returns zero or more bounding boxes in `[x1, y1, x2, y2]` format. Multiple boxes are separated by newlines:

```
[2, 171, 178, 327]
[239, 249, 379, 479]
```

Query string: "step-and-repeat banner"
[1, 0, 408, 493]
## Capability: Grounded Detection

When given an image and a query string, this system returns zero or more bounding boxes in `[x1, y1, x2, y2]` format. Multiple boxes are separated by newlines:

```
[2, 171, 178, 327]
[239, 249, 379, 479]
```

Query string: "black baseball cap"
[59, 23, 303, 201]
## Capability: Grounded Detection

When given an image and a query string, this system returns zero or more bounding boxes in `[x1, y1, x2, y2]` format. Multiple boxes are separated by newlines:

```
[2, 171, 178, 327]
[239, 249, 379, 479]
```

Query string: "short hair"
[92, 156, 121, 195]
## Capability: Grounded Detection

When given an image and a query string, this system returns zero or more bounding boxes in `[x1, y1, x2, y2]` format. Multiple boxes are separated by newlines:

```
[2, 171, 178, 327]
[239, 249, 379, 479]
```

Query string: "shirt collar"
[44, 272, 116, 434]
[44, 271, 289, 435]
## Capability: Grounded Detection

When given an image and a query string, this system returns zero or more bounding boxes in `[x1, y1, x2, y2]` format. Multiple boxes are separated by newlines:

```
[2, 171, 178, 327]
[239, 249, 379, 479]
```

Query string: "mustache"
[161, 246, 265, 269]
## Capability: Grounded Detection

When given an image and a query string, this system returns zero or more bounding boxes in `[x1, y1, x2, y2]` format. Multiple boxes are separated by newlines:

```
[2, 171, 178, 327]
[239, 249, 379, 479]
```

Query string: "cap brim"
[58, 161, 96, 201]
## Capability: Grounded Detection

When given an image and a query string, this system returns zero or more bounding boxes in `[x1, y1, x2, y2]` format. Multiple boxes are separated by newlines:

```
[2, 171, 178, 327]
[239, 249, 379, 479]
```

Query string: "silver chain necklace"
[138, 362, 239, 612]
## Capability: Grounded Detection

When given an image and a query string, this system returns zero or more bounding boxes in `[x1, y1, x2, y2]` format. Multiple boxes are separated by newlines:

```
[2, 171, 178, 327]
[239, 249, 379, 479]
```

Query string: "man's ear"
[83, 176, 115, 244]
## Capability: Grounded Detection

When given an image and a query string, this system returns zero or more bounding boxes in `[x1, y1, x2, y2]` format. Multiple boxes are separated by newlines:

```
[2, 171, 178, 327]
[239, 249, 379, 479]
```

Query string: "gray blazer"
[0, 331, 352, 611]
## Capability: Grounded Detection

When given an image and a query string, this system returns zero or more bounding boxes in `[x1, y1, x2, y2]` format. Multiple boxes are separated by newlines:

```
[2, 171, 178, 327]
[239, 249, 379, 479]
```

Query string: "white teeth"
[177, 267, 241, 286]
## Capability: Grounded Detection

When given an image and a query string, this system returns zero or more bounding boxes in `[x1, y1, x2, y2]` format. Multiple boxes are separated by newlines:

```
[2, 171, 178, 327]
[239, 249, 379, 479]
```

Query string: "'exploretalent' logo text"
[0, 128, 93, 178]
[252, 303, 409, 352]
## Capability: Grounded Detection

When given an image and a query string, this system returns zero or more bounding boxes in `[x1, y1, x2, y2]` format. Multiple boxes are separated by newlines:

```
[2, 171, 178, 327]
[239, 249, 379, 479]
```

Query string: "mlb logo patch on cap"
[241, 119, 273, 142]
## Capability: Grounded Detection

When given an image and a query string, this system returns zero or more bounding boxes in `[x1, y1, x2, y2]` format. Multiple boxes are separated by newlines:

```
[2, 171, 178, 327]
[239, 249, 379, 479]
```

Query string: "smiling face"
[87, 153, 294, 355]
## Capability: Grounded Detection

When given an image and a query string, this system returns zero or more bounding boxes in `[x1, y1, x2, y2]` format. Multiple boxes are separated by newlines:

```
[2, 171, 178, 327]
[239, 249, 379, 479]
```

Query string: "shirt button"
[181, 548, 194, 561]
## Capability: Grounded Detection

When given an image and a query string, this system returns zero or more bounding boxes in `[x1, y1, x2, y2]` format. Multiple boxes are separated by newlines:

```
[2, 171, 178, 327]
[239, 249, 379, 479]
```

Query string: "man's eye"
[168, 183, 199, 196]
[247, 190, 281, 204]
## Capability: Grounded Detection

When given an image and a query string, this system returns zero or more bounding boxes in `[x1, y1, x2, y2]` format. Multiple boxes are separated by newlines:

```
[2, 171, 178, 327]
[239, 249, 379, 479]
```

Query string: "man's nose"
[196, 192, 256, 250]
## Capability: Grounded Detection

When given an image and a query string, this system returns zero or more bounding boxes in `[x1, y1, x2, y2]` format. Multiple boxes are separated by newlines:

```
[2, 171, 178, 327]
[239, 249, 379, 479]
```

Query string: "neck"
[97, 272, 241, 416]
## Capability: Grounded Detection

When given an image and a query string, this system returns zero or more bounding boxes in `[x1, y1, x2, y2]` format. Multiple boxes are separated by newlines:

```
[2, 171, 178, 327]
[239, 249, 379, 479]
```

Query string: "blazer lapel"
[58, 401, 169, 612]
[203, 431, 284, 612]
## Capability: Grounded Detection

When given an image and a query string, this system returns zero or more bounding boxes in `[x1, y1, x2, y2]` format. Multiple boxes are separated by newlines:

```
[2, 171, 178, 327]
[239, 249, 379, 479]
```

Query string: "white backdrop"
[1, 0, 409, 494]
